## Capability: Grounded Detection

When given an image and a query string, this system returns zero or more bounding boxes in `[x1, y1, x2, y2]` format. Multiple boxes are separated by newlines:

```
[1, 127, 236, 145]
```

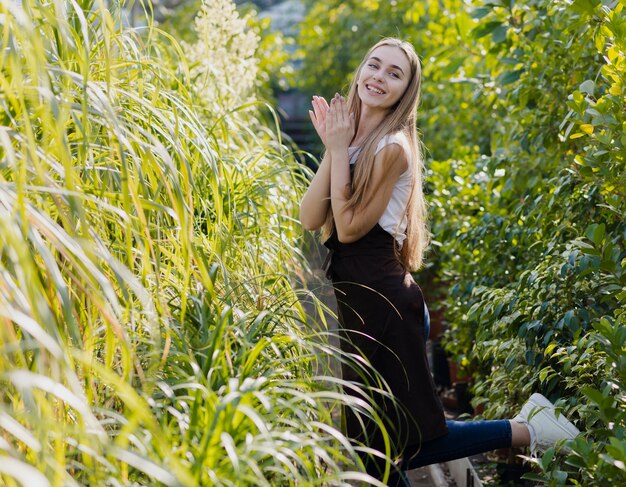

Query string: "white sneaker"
[514, 393, 580, 455]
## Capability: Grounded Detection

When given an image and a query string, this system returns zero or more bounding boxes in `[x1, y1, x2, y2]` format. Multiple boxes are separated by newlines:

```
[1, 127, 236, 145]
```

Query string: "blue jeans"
[423, 301, 430, 341]
[379, 304, 513, 485]
[382, 420, 513, 486]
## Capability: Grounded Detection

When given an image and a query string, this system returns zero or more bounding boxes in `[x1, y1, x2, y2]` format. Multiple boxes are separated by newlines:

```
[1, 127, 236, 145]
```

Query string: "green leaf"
[541, 447, 556, 471]
[607, 438, 626, 460]
[472, 21, 504, 39]
[491, 24, 508, 43]
[582, 387, 607, 407]
[499, 69, 524, 85]
[565, 454, 588, 469]
[553, 470, 568, 483]
[579, 79, 595, 95]
[570, 0, 601, 16]
[585, 223, 606, 245]
[522, 473, 547, 482]
[591, 317, 613, 337]
[471, 7, 492, 19]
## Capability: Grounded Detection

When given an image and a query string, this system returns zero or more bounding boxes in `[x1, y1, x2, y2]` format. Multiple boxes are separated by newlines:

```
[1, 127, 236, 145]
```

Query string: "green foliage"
[0, 1, 383, 485]
[425, 1, 626, 484]
[240, 2, 295, 95]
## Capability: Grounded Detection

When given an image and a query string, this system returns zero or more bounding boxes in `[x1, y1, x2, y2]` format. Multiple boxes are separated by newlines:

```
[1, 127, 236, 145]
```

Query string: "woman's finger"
[339, 97, 348, 125]
[330, 102, 339, 131]
[313, 98, 326, 123]
[315, 97, 330, 125]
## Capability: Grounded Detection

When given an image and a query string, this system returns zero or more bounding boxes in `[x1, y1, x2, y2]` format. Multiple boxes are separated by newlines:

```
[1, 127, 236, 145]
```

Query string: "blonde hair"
[321, 37, 429, 271]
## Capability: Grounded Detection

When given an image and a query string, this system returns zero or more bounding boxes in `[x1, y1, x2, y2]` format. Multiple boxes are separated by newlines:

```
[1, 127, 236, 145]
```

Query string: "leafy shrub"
[426, 1, 625, 484]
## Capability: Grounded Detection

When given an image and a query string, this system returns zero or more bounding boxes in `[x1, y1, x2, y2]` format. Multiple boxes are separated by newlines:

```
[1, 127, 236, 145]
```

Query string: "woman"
[299, 38, 580, 485]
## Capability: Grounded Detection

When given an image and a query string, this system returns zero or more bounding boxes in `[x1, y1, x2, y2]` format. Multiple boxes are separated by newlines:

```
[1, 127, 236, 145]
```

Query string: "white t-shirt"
[348, 133, 413, 246]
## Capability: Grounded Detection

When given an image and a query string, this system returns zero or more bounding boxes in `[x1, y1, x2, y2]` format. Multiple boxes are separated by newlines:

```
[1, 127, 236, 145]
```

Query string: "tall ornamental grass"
[0, 1, 387, 485]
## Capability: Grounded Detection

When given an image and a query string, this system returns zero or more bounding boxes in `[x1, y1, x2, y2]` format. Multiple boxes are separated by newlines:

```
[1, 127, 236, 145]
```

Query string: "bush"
[427, 1, 625, 484]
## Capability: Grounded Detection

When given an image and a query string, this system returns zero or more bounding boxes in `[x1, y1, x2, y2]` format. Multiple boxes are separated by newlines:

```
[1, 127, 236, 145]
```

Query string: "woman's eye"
[368, 64, 378, 69]
[390, 72, 400, 79]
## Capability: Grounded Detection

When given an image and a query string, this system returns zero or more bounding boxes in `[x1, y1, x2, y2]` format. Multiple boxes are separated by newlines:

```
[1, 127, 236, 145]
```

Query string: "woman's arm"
[325, 95, 408, 243]
[299, 95, 333, 231]
[299, 152, 332, 231]
[329, 143, 407, 243]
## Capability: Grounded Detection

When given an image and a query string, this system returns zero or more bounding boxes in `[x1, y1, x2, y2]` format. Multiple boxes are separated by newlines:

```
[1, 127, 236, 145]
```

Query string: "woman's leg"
[384, 420, 512, 487]
[383, 419, 531, 486]
[402, 419, 513, 471]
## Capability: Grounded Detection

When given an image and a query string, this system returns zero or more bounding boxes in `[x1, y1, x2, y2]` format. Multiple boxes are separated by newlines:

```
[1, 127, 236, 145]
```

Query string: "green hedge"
[427, 1, 625, 484]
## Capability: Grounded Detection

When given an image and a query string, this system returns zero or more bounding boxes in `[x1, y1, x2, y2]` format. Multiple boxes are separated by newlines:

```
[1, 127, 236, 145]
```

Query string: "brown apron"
[323, 224, 447, 457]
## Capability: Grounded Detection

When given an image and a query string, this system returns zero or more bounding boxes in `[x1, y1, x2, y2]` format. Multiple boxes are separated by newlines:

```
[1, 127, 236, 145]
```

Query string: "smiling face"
[356, 45, 412, 111]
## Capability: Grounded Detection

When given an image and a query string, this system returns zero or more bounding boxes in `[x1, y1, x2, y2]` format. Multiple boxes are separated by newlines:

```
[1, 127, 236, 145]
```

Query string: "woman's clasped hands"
[309, 94, 355, 152]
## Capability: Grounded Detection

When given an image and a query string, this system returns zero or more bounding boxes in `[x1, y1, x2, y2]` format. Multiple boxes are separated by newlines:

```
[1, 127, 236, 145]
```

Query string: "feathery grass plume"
[182, 0, 260, 113]
[0, 0, 395, 485]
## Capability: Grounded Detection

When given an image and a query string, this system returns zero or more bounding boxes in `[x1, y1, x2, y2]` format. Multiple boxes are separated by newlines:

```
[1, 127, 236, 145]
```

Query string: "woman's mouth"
[366, 84, 385, 95]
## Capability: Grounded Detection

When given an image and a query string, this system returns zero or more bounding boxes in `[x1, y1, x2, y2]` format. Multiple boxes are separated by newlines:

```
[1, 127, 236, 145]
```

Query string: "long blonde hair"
[321, 38, 429, 271]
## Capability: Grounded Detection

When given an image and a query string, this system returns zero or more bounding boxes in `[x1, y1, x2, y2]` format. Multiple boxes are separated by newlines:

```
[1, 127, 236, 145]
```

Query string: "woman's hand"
[309, 95, 330, 146]
[325, 94, 355, 153]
